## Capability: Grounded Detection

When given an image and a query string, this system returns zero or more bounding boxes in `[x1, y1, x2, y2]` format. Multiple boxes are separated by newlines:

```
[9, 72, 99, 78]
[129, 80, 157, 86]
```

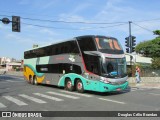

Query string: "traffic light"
[12, 16, 20, 32]
[125, 37, 130, 47]
[126, 48, 129, 53]
[131, 36, 136, 52]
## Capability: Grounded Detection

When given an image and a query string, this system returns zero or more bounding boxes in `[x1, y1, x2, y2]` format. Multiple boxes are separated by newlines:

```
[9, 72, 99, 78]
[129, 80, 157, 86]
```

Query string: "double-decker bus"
[24, 35, 128, 93]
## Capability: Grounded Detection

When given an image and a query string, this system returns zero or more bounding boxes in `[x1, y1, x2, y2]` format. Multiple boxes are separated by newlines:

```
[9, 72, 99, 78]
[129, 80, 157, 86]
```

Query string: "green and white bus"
[24, 35, 128, 93]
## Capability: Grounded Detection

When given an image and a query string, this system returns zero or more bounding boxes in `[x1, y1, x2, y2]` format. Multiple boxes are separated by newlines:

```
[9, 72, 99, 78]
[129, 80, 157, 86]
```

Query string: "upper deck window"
[95, 37, 123, 51]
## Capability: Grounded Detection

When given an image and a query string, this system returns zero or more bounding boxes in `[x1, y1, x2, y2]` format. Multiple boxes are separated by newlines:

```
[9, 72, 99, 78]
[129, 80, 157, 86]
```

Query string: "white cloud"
[5, 34, 51, 46]
[40, 0, 59, 9]
[91, 0, 160, 38]
[59, 14, 86, 23]
[70, 2, 91, 15]
[39, 28, 59, 36]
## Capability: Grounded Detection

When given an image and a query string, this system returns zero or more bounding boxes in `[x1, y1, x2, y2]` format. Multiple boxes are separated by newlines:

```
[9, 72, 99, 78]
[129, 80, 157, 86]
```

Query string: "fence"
[127, 66, 160, 77]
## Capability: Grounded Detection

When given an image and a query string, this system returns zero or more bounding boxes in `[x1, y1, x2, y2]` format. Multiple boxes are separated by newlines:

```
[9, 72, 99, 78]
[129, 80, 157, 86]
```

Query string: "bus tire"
[29, 75, 32, 84]
[65, 78, 74, 91]
[76, 79, 84, 93]
[33, 76, 38, 85]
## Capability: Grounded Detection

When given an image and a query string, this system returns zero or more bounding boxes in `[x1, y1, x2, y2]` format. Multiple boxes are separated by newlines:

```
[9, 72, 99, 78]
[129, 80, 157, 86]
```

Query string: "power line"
[0, 14, 158, 32]
[22, 22, 127, 30]
[21, 17, 127, 25]
[133, 18, 160, 23]
[22, 22, 80, 30]
[1, 14, 160, 25]
[132, 22, 153, 33]
[0, 14, 127, 25]
[85, 23, 127, 29]
[1, 10, 160, 24]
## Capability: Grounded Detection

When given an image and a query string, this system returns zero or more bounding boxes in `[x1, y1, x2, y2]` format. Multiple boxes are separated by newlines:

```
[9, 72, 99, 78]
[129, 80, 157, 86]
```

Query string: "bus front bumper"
[98, 81, 129, 92]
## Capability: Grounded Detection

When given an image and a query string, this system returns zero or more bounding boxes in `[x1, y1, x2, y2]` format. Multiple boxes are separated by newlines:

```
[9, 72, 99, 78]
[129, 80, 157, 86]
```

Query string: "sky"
[0, 0, 160, 60]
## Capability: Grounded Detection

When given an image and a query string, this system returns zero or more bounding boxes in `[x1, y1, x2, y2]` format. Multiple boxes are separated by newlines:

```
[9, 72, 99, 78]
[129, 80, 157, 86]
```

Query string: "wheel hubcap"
[77, 82, 82, 90]
[67, 81, 72, 88]
[34, 79, 37, 84]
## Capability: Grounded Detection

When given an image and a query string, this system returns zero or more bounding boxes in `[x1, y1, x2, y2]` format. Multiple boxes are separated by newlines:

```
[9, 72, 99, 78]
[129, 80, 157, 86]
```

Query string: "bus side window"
[55, 48, 59, 54]
[61, 46, 64, 53]
[78, 37, 97, 51]
[64, 46, 68, 53]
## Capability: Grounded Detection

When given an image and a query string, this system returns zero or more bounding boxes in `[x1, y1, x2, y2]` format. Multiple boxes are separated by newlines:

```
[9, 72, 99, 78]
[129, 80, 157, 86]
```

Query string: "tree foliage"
[135, 40, 152, 57]
[135, 37, 160, 57]
[153, 30, 160, 36]
[151, 57, 160, 69]
[135, 30, 160, 68]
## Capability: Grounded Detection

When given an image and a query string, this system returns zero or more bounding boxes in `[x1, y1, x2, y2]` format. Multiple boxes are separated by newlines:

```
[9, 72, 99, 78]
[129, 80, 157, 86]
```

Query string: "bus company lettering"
[69, 55, 75, 62]
[55, 57, 65, 60]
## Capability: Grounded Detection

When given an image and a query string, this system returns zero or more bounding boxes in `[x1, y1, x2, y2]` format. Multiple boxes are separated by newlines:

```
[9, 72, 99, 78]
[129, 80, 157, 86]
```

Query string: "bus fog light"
[104, 86, 108, 89]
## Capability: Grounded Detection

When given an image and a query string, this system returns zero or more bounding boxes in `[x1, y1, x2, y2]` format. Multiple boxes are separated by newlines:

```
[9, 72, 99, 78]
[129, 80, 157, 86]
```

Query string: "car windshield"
[95, 37, 123, 50]
[102, 57, 127, 78]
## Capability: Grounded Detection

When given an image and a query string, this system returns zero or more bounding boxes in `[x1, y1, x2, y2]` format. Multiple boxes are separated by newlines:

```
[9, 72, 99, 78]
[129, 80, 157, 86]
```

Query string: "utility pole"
[125, 21, 136, 76]
[129, 21, 133, 76]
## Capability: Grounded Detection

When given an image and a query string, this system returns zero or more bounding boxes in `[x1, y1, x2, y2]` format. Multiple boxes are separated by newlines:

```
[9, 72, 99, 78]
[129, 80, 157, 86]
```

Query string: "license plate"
[116, 88, 121, 91]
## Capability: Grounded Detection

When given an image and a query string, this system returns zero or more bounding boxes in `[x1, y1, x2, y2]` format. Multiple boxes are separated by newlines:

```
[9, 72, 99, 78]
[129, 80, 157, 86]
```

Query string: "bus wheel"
[65, 78, 74, 91]
[76, 79, 84, 93]
[33, 76, 38, 85]
[29, 75, 32, 84]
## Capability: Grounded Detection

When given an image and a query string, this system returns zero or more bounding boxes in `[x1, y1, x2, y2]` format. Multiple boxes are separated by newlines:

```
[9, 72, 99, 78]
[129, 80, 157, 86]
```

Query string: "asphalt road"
[0, 75, 160, 120]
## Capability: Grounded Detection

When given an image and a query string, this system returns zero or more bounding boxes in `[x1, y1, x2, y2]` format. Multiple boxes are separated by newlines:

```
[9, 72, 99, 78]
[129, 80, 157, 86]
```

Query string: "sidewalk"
[128, 77, 160, 89]
[129, 83, 160, 89]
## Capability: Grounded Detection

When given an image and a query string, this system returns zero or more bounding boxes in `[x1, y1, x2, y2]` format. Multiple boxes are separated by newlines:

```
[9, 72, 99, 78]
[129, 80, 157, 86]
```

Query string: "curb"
[129, 83, 160, 89]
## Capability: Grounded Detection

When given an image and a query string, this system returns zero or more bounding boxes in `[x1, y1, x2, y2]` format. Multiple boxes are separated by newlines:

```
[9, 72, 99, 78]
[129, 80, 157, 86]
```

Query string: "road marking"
[3, 96, 28, 106]
[42, 109, 49, 111]
[19, 94, 46, 103]
[4, 80, 24, 83]
[131, 89, 137, 92]
[60, 90, 93, 97]
[98, 98, 126, 104]
[149, 93, 160, 96]
[47, 91, 79, 99]
[130, 88, 142, 92]
[0, 103, 6, 108]
[33, 93, 63, 101]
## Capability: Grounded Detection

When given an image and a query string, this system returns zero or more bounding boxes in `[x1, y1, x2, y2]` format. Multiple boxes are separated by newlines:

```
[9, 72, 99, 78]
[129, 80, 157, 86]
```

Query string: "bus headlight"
[100, 77, 110, 83]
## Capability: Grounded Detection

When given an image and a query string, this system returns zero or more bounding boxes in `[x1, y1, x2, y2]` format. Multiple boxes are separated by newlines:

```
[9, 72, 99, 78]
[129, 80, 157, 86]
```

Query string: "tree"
[135, 30, 160, 68]
[135, 40, 152, 57]
[151, 57, 160, 69]
[153, 30, 160, 37]
[135, 36, 160, 57]
[149, 38, 160, 57]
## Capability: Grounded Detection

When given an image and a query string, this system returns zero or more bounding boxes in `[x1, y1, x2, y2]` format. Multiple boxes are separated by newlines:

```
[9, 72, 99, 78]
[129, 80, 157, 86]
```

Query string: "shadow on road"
[0, 75, 20, 81]
[37, 83, 131, 96]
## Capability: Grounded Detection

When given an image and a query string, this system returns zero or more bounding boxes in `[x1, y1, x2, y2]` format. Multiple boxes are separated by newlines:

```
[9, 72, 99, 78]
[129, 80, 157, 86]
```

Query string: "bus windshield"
[102, 57, 127, 78]
[95, 37, 123, 50]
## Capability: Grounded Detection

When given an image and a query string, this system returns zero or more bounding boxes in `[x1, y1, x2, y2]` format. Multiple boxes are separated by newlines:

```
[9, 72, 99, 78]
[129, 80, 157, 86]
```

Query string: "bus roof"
[75, 35, 117, 40]
[24, 38, 76, 52]
[24, 35, 118, 52]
